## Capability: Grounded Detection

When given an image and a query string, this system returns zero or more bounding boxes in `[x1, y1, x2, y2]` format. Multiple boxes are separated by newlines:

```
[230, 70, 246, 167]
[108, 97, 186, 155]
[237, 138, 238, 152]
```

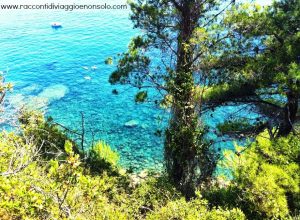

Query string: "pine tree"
[108, 0, 234, 197]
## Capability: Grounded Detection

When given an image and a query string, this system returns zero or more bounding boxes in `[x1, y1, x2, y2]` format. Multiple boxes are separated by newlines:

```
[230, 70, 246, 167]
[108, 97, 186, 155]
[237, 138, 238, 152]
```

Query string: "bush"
[0, 128, 246, 219]
[124, 176, 181, 218]
[86, 141, 120, 174]
[0, 134, 128, 219]
[18, 110, 122, 176]
[18, 109, 74, 159]
[4, 110, 299, 219]
[146, 198, 245, 220]
[206, 132, 300, 219]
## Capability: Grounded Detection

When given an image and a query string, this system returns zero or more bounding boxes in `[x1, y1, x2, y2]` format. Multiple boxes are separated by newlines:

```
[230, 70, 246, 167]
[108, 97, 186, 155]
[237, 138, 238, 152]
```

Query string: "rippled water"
[0, 0, 167, 170]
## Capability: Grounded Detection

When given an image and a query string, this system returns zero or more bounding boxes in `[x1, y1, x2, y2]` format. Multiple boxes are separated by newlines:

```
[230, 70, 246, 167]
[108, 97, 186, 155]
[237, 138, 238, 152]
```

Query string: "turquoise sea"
[0, 0, 167, 171]
[0, 0, 259, 171]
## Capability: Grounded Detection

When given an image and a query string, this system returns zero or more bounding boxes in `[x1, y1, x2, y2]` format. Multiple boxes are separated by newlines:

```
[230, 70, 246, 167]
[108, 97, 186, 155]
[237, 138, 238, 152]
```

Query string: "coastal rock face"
[124, 120, 139, 128]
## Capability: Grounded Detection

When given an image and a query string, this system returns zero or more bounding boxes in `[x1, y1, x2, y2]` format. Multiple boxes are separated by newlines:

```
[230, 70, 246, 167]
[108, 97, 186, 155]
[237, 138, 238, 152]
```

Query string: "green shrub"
[208, 132, 300, 219]
[86, 141, 120, 174]
[18, 109, 74, 159]
[217, 119, 263, 135]
[123, 175, 180, 218]
[0, 131, 246, 219]
[0, 134, 128, 219]
[147, 198, 245, 220]
[2, 110, 298, 220]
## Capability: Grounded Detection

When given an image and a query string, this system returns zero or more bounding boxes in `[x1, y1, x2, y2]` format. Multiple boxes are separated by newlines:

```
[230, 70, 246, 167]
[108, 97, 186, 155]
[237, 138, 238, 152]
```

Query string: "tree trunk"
[278, 91, 299, 136]
[165, 1, 199, 198]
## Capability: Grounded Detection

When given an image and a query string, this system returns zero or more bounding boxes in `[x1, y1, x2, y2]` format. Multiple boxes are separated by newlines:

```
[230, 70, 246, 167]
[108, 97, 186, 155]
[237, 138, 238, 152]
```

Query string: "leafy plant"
[208, 132, 300, 219]
[86, 141, 120, 174]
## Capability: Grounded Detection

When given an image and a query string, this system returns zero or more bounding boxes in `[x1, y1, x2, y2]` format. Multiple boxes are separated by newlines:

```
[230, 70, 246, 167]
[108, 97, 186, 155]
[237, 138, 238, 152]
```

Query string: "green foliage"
[217, 119, 253, 134]
[0, 133, 128, 219]
[202, 83, 256, 104]
[147, 198, 245, 220]
[211, 0, 300, 137]
[18, 109, 73, 159]
[0, 129, 246, 219]
[120, 176, 181, 218]
[276, 62, 300, 93]
[159, 94, 173, 109]
[1, 0, 299, 219]
[0, 132, 52, 219]
[108, 35, 151, 86]
[135, 91, 148, 103]
[217, 119, 265, 136]
[64, 140, 74, 156]
[1, 109, 299, 220]
[207, 132, 300, 219]
[105, 57, 113, 65]
[0, 72, 13, 105]
[86, 141, 120, 174]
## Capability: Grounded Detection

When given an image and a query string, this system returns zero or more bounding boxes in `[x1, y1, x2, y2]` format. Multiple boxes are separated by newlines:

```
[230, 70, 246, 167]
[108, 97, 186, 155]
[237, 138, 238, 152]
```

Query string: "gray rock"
[124, 120, 139, 128]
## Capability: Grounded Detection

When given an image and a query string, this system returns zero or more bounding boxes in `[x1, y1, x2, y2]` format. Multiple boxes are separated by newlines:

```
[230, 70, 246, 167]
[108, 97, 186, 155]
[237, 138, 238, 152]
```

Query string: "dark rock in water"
[124, 120, 139, 128]
[112, 89, 119, 95]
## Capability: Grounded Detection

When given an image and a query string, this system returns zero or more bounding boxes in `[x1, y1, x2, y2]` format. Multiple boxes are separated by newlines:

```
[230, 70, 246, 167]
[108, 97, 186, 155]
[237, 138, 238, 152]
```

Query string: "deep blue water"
[0, 0, 259, 171]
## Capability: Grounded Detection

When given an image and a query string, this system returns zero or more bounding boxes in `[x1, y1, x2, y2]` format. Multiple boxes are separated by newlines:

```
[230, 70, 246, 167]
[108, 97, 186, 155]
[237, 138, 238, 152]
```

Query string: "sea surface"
[0, 0, 258, 171]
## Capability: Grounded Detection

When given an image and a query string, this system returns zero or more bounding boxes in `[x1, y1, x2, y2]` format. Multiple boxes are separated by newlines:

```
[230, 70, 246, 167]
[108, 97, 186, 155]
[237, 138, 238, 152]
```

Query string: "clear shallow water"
[0, 0, 258, 171]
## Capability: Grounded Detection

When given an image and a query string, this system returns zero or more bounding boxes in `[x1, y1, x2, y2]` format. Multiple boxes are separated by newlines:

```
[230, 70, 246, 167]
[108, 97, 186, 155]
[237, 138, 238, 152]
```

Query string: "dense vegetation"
[0, 111, 246, 219]
[1, 110, 299, 219]
[0, 0, 299, 219]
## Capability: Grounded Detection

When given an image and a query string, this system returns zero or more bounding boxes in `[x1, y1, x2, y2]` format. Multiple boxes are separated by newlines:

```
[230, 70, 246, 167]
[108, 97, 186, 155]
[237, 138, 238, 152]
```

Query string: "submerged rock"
[8, 93, 49, 110]
[8, 94, 25, 107]
[27, 96, 48, 110]
[21, 84, 41, 94]
[38, 84, 69, 103]
[124, 120, 139, 128]
[141, 124, 149, 129]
